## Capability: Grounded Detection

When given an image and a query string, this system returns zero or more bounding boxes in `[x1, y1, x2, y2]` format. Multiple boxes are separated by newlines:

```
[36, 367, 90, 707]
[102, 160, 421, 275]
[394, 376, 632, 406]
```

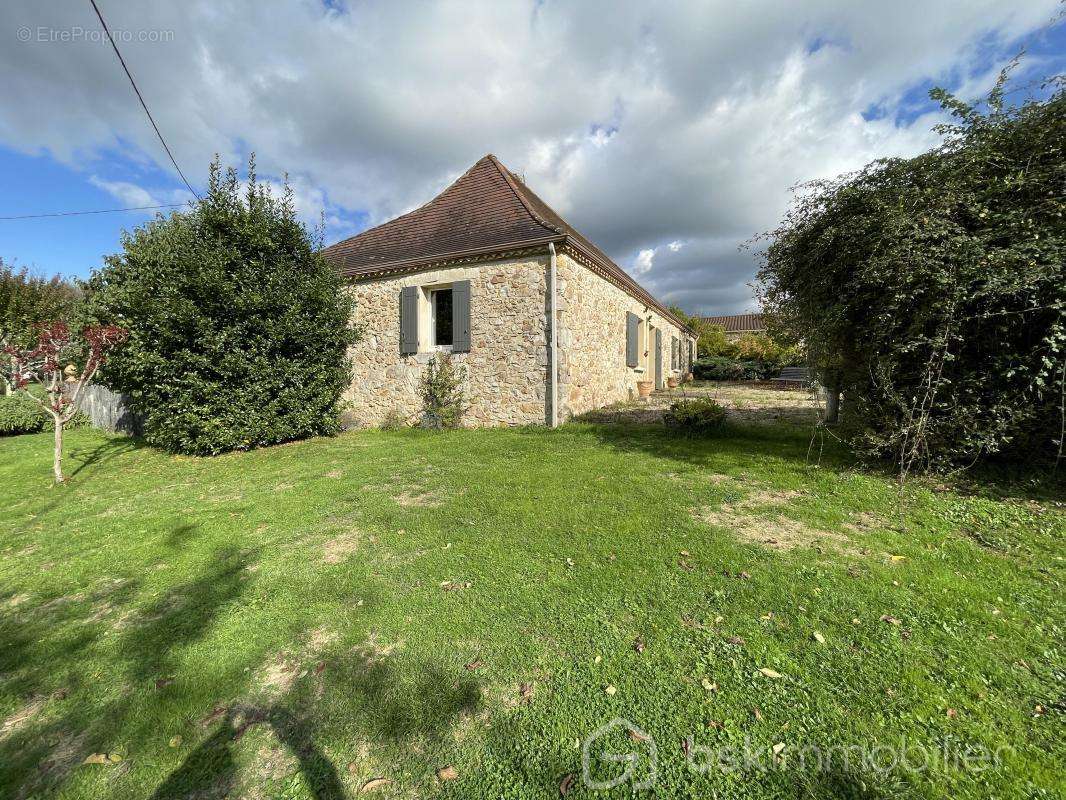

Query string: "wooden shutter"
[399, 286, 418, 355]
[452, 280, 471, 353]
[626, 312, 639, 367]
[672, 336, 678, 369]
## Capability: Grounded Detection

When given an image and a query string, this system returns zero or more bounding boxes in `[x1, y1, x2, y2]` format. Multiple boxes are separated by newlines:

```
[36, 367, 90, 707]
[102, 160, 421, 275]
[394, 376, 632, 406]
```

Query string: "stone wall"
[343, 255, 549, 427]
[556, 254, 694, 419]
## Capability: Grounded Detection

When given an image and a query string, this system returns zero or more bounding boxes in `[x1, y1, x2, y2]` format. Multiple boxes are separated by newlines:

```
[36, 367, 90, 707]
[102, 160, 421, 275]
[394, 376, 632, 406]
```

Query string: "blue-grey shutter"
[452, 280, 471, 352]
[672, 336, 678, 369]
[399, 286, 418, 355]
[626, 312, 639, 367]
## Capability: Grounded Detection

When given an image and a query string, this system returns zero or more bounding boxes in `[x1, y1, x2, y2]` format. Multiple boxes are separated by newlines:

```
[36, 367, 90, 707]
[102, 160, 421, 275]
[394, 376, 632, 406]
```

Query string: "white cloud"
[634, 248, 656, 274]
[1, 0, 1059, 312]
[88, 176, 193, 210]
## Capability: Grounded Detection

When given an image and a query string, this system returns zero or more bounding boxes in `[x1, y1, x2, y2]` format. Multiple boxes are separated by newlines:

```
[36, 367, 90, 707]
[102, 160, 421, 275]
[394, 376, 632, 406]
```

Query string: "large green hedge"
[85, 158, 358, 455]
[757, 68, 1065, 468]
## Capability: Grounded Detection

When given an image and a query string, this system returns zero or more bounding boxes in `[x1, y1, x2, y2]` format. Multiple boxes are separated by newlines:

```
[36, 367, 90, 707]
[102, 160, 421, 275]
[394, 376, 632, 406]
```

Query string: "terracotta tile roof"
[699, 313, 765, 334]
[322, 154, 692, 333]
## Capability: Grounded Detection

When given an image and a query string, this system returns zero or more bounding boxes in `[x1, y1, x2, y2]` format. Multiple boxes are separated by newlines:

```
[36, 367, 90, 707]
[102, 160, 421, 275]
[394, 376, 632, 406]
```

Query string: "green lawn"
[1, 421, 1062, 799]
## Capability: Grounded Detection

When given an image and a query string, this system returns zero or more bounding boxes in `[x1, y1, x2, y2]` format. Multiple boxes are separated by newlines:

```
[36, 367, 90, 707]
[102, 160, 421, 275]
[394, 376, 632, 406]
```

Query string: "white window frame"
[428, 287, 454, 352]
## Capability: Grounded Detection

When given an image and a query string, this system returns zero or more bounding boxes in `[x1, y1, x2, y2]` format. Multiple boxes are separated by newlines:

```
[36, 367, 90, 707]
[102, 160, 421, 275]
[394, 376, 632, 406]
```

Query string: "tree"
[667, 306, 732, 357]
[0, 260, 82, 394]
[2, 322, 126, 482]
[756, 66, 1065, 469]
[84, 156, 359, 455]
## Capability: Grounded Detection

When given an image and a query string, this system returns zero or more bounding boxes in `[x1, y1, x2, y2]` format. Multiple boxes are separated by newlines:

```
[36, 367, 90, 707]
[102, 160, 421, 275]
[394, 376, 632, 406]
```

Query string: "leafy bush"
[0, 393, 46, 435]
[757, 66, 1065, 468]
[693, 357, 761, 381]
[663, 398, 728, 434]
[84, 157, 358, 456]
[0, 393, 90, 436]
[418, 353, 466, 430]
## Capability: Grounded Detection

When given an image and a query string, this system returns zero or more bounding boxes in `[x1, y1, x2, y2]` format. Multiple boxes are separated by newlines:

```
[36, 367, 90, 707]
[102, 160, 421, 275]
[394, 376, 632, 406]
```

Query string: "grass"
[0, 416, 1063, 799]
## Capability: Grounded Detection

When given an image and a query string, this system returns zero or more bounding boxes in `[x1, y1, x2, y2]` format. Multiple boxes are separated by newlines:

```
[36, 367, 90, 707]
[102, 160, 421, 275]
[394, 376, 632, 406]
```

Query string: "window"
[430, 288, 453, 349]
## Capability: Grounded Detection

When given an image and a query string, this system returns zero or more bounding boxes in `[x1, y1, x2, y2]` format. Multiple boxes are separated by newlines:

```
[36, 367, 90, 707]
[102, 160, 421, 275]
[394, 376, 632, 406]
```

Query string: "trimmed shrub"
[85, 157, 358, 456]
[663, 398, 728, 434]
[0, 394, 90, 436]
[0, 393, 46, 435]
[693, 357, 761, 381]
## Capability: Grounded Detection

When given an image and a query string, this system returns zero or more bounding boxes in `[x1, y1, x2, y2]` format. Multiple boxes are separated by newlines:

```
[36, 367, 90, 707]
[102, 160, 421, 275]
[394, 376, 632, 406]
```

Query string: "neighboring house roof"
[322, 154, 693, 334]
[699, 313, 765, 334]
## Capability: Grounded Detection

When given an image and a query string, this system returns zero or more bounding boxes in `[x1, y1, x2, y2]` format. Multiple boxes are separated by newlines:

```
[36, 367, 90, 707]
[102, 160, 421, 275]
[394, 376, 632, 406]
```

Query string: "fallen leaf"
[628, 728, 648, 743]
[678, 558, 694, 572]
[168, 736, 182, 748]
[1033, 704, 1046, 717]
[154, 677, 174, 689]
[758, 668, 784, 679]
[760, 612, 773, 621]
[706, 719, 723, 730]
[604, 685, 617, 696]
[680, 550, 691, 557]
[811, 631, 826, 644]
[108, 752, 123, 763]
[752, 707, 763, 721]
[464, 659, 484, 671]
[83, 753, 110, 765]
[565, 558, 575, 568]
[436, 766, 458, 781]
[727, 635, 745, 646]
[633, 637, 646, 653]
[701, 678, 718, 693]
[851, 618, 861, 625]
[889, 554, 907, 562]
[879, 614, 902, 626]
[559, 773, 577, 796]
[520, 682, 534, 703]
[594, 654, 603, 664]
[946, 708, 957, 719]
[361, 778, 392, 793]
[314, 661, 326, 675]
[738, 571, 751, 580]
[772, 742, 786, 759]
[681, 736, 691, 757]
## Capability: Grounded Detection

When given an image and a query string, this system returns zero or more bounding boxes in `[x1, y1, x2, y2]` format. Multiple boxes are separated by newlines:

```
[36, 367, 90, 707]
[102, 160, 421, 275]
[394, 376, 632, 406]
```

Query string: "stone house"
[323, 154, 697, 427]
[699, 313, 765, 341]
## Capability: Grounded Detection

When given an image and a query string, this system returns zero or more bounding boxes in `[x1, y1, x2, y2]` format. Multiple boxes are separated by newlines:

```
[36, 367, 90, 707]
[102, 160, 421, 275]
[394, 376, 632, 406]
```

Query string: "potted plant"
[637, 380, 653, 398]
[667, 376, 679, 389]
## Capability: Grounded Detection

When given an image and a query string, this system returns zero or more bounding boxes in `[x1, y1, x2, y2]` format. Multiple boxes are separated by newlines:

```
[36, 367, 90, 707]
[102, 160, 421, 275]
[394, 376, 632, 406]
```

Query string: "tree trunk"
[826, 387, 840, 424]
[53, 417, 65, 483]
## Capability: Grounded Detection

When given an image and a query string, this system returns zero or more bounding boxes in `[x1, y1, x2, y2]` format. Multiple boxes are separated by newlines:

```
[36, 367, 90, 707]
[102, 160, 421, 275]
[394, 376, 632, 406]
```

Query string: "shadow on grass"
[66, 435, 145, 480]
[122, 545, 254, 683]
[569, 419, 856, 475]
[1, 529, 480, 799]
[149, 645, 481, 800]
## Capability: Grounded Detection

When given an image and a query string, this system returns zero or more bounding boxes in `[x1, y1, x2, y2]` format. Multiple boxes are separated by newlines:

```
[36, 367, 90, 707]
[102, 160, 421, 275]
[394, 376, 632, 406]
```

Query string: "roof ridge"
[322, 156, 495, 256]
[486, 154, 566, 237]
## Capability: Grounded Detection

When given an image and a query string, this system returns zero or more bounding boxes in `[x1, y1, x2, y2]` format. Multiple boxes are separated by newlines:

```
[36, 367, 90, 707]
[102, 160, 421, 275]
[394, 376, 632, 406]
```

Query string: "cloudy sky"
[1, 1, 1063, 315]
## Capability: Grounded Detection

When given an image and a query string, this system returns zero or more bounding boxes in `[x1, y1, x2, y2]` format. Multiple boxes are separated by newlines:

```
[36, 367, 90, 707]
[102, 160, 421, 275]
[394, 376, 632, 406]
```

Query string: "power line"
[88, 0, 200, 199]
[0, 203, 185, 221]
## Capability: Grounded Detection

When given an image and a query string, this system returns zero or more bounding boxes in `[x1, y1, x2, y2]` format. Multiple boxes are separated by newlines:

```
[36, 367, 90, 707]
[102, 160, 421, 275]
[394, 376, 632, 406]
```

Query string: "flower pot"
[667, 376, 679, 389]
[684, 372, 694, 383]
[636, 380, 653, 398]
